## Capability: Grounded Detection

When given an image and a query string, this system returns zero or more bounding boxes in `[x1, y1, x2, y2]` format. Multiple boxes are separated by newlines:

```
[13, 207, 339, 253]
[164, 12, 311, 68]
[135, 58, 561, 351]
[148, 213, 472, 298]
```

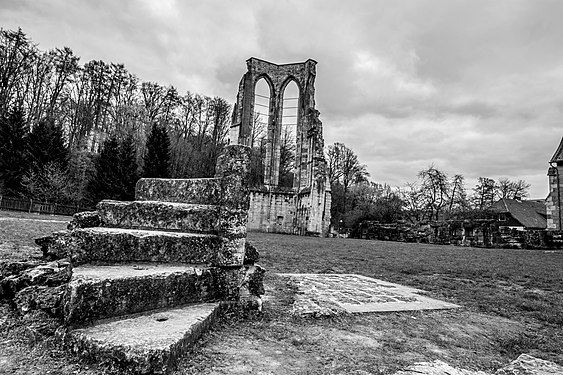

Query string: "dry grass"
[1, 212, 562, 374]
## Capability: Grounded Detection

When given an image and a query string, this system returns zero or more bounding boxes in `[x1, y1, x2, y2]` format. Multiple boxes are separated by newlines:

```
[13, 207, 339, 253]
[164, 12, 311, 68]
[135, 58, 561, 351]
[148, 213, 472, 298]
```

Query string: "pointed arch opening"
[278, 79, 299, 189]
[249, 77, 271, 187]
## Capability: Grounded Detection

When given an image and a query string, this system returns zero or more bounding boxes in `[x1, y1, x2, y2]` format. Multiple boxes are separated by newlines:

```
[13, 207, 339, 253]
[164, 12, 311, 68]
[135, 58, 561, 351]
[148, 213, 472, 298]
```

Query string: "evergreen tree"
[117, 134, 139, 201]
[0, 106, 30, 195]
[88, 136, 121, 203]
[87, 135, 139, 204]
[27, 118, 69, 171]
[143, 123, 170, 178]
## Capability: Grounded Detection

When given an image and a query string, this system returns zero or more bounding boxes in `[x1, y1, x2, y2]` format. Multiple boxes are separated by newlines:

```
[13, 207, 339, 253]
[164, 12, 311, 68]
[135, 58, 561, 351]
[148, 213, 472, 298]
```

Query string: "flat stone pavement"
[279, 273, 460, 316]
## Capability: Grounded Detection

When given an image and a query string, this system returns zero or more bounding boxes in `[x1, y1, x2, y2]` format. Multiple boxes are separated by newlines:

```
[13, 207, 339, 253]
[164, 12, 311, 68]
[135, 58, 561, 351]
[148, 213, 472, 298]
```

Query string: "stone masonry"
[546, 137, 563, 230]
[230, 57, 331, 236]
[1, 145, 264, 374]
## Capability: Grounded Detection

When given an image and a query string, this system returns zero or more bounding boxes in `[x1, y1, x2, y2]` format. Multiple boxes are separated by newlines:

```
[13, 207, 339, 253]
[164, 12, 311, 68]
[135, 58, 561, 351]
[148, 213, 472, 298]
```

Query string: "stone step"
[65, 302, 223, 374]
[97, 200, 220, 233]
[135, 177, 249, 210]
[64, 263, 219, 325]
[136, 177, 222, 205]
[45, 227, 222, 265]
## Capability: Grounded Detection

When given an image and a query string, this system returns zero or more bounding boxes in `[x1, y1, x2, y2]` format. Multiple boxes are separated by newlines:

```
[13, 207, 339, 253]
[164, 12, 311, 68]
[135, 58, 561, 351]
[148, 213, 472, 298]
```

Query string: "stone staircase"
[34, 145, 260, 374]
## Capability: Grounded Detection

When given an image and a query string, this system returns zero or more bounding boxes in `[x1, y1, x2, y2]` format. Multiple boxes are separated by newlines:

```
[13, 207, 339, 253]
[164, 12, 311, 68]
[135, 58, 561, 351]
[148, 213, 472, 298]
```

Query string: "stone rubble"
[495, 354, 563, 375]
[392, 354, 563, 375]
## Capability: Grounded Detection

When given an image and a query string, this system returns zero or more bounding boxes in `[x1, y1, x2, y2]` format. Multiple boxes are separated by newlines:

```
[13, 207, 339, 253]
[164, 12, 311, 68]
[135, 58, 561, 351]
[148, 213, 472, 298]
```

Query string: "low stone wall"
[356, 220, 563, 249]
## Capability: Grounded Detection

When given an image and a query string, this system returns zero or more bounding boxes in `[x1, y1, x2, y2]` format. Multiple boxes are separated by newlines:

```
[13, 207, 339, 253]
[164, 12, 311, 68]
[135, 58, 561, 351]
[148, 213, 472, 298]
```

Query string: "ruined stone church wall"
[247, 188, 331, 236]
[231, 57, 331, 236]
[247, 190, 297, 234]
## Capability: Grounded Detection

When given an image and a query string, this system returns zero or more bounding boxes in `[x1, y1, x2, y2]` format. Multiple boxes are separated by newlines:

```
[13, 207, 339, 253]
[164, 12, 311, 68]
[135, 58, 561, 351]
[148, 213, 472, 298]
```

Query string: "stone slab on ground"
[64, 263, 217, 325]
[393, 359, 490, 375]
[66, 302, 221, 374]
[279, 273, 460, 316]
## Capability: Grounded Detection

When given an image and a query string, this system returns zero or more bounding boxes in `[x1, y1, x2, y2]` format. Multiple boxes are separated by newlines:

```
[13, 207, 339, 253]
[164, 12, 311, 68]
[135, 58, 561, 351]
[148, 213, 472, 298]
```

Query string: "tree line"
[325, 143, 531, 233]
[0, 28, 231, 206]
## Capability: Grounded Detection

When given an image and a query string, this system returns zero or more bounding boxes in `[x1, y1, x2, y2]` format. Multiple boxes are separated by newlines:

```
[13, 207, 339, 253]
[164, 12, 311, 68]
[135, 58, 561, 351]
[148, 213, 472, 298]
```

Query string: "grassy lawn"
[0, 210, 69, 261]
[1, 211, 562, 374]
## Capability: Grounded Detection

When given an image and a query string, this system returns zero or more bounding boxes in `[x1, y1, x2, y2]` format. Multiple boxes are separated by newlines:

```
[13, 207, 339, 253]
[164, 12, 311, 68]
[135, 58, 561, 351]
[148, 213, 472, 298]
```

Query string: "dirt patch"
[179, 274, 527, 375]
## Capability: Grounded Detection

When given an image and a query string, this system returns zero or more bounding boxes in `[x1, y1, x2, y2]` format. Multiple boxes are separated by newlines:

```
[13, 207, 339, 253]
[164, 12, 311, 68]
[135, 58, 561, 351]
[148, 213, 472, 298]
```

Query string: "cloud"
[1, 0, 561, 198]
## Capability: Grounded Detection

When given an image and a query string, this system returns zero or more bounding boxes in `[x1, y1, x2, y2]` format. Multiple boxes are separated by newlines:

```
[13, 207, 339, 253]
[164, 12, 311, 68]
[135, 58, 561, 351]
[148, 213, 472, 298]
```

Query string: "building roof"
[490, 198, 547, 229]
[550, 137, 563, 163]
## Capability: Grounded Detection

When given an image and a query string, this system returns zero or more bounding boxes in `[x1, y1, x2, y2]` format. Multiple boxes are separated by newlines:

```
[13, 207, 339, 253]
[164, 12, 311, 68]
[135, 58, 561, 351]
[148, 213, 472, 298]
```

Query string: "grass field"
[1, 210, 562, 374]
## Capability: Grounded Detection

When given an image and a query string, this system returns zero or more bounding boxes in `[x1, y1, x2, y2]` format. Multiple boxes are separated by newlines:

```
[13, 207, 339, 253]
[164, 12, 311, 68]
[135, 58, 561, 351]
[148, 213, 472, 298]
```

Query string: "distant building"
[490, 198, 547, 230]
[546, 137, 563, 230]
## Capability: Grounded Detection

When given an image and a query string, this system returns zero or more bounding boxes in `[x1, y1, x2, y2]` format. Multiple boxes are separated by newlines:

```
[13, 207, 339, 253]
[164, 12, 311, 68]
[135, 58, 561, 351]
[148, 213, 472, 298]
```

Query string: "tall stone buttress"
[229, 57, 331, 236]
[546, 137, 563, 230]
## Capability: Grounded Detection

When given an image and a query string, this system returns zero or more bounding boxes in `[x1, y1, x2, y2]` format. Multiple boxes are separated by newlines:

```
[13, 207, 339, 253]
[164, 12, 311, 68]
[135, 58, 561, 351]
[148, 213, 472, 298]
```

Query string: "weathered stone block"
[212, 267, 245, 300]
[239, 264, 266, 311]
[64, 263, 218, 325]
[219, 175, 250, 210]
[243, 242, 260, 264]
[217, 207, 248, 237]
[217, 237, 245, 267]
[244, 264, 265, 297]
[45, 228, 222, 265]
[0, 260, 71, 298]
[15, 284, 66, 317]
[214, 145, 251, 179]
[240, 265, 266, 311]
[97, 200, 220, 233]
[135, 177, 222, 205]
[35, 236, 54, 255]
[0, 259, 43, 279]
[65, 303, 221, 374]
[67, 211, 100, 230]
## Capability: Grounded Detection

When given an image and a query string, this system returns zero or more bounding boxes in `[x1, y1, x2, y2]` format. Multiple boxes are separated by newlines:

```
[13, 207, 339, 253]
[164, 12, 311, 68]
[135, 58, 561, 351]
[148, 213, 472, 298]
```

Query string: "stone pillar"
[214, 145, 251, 299]
[214, 145, 251, 267]
[547, 165, 563, 230]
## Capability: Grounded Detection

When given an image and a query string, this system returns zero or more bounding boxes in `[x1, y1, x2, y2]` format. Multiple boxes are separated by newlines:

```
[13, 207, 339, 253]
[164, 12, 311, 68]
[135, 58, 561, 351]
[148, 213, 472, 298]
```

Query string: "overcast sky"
[2, 0, 562, 198]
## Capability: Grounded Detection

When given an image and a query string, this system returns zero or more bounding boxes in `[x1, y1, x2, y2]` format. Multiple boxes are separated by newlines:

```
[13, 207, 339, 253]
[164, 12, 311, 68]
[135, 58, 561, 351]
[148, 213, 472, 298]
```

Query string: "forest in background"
[0, 28, 232, 208]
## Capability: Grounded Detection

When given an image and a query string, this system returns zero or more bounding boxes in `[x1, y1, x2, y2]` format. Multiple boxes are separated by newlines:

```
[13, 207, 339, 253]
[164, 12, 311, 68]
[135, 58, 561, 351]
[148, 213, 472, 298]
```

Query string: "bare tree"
[0, 28, 37, 113]
[326, 142, 370, 226]
[278, 125, 296, 188]
[472, 177, 497, 210]
[448, 174, 468, 214]
[497, 177, 531, 200]
[400, 182, 425, 223]
[418, 165, 449, 221]
[327, 142, 369, 191]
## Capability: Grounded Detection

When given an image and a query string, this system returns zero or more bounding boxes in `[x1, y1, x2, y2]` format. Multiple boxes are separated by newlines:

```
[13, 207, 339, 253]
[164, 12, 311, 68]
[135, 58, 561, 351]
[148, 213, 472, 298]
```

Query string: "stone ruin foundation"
[230, 57, 331, 236]
[0, 145, 265, 374]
